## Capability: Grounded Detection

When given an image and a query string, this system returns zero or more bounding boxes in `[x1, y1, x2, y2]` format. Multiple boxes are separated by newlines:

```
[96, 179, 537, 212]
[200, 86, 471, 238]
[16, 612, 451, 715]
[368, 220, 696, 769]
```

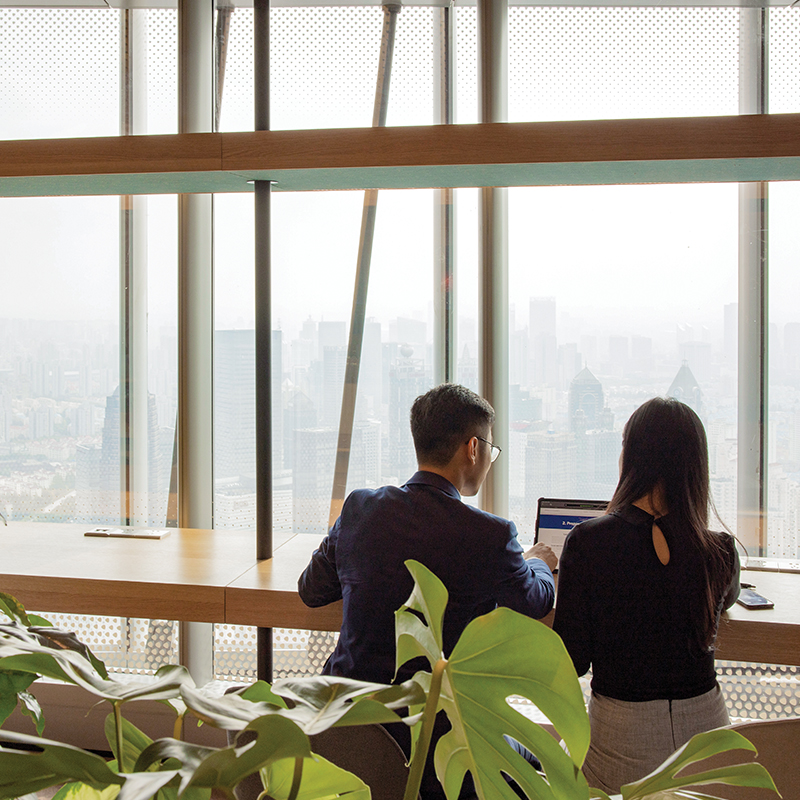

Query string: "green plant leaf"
[116, 770, 181, 800]
[273, 676, 423, 734]
[262, 753, 371, 800]
[0, 728, 123, 799]
[17, 690, 45, 735]
[394, 560, 449, 671]
[183, 677, 421, 736]
[394, 561, 591, 800]
[135, 715, 313, 797]
[436, 607, 591, 800]
[181, 683, 287, 731]
[104, 713, 154, 773]
[239, 680, 289, 708]
[620, 729, 779, 799]
[53, 782, 121, 800]
[0, 669, 37, 728]
[0, 593, 32, 625]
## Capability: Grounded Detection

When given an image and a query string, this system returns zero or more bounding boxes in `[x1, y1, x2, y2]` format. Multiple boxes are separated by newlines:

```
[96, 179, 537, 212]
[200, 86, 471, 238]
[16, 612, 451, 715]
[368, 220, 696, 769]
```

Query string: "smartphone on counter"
[736, 587, 774, 610]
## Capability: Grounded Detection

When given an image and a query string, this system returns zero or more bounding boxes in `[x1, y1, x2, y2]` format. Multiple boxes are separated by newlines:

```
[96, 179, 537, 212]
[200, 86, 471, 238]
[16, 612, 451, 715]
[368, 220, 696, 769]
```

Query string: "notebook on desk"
[534, 497, 608, 560]
[84, 527, 170, 539]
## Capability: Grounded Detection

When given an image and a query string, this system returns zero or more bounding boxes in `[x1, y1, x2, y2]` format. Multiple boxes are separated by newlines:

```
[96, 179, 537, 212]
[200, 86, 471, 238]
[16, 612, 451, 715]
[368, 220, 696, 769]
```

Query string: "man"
[298, 383, 557, 685]
[298, 383, 556, 798]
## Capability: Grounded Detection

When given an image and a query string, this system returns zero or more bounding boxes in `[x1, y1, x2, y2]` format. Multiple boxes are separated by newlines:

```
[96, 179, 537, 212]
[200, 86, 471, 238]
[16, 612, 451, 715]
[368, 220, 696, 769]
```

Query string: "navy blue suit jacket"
[298, 471, 555, 684]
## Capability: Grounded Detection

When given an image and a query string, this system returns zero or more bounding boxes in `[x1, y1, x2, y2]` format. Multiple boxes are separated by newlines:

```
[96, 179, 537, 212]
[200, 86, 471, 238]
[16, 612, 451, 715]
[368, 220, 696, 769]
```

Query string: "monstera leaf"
[0, 597, 108, 734]
[0, 670, 42, 733]
[260, 753, 371, 800]
[183, 676, 423, 735]
[620, 728, 779, 800]
[133, 715, 348, 800]
[0, 728, 124, 799]
[396, 559, 591, 800]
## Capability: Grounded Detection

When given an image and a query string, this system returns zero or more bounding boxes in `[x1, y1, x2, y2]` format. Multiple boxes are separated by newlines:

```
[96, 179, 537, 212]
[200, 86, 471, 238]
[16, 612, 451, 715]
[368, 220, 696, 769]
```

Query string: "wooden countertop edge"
[1, 114, 799, 179]
[0, 574, 228, 624]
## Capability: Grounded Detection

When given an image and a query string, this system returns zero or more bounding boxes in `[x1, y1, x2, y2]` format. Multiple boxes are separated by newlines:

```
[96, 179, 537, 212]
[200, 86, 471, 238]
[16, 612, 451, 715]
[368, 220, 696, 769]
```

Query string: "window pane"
[506, 184, 739, 545]
[767, 181, 800, 559]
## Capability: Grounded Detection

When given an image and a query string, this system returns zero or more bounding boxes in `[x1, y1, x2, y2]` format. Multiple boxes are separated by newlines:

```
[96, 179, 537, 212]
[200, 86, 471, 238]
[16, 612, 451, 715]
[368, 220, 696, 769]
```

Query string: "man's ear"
[466, 436, 478, 464]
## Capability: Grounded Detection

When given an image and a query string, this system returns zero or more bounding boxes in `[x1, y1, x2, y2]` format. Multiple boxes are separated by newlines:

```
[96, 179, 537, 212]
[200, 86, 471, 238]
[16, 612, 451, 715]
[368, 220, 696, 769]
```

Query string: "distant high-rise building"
[667, 360, 703, 415]
[388, 347, 427, 481]
[678, 340, 712, 385]
[569, 367, 604, 431]
[529, 297, 557, 387]
[293, 427, 337, 535]
[215, 330, 256, 483]
[525, 430, 576, 509]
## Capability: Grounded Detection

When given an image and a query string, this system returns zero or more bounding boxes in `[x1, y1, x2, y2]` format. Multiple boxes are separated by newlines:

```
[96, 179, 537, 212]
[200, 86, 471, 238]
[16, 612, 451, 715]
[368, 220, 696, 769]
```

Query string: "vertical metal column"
[214, 3, 233, 132]
[737, 7, 768, 556]
[178, 0, 215, 684]
[478, 0, 508, 517]
[328, 4, 400, 528]
[119, 9, 149, 527]
[254, 0, 273, 682]
[433, 3, 456, 386]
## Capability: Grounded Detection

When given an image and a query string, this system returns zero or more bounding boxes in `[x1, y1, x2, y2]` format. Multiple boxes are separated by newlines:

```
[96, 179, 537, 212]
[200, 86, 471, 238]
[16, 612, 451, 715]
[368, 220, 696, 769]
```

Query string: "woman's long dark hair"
[608, 397, 731, 651]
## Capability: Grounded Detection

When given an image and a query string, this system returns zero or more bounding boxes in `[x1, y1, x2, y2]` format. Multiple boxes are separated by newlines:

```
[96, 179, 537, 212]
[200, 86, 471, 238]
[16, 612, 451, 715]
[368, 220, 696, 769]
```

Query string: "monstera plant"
[0, 566, 780, 800]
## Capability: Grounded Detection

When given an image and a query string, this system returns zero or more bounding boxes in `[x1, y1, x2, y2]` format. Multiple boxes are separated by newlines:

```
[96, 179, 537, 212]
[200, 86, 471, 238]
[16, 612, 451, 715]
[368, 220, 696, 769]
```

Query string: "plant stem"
[114, 702, 126, 773]
[286, 758, 303, 800]
[173, 713, 183, 741]
[403, 658, 447, 800]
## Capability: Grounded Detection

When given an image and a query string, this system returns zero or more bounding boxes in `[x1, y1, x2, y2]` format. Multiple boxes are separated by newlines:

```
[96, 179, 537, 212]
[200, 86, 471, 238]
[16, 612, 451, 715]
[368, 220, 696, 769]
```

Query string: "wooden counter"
[229, 535, 800, 668]
[2, 523, 800, 667]
[0, 521, 288, 623]
[226, 534, 342, 631]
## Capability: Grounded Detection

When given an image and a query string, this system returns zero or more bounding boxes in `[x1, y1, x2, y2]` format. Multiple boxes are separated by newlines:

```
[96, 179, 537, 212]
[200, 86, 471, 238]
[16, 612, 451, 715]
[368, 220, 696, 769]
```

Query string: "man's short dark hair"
[410, 383, 495, 467]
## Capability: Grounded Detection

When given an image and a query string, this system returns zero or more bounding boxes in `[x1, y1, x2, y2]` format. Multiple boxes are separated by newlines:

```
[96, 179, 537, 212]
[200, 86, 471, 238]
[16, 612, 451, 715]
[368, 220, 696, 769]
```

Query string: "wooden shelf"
[2, 113, 799, 197]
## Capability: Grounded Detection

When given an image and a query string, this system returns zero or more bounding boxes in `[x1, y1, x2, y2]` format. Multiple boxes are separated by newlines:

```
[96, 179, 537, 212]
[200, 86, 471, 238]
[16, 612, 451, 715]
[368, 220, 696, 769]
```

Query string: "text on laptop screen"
[534, 498, 608, 559]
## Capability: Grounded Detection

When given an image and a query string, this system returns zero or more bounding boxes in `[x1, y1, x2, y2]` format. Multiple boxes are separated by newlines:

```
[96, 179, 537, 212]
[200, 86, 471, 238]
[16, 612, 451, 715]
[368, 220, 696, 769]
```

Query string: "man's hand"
[524, 542, 558, 573]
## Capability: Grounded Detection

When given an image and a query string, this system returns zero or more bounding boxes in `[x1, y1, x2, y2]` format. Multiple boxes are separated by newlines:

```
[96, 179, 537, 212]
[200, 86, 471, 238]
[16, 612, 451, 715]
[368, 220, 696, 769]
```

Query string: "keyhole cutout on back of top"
[652, 523, 670, 566]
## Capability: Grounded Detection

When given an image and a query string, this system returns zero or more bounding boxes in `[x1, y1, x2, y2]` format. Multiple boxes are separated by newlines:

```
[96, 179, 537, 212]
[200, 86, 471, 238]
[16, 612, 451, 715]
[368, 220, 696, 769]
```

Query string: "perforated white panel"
[769, 8, 800, 114]
[40, 613, 179, 675]
[0, 8, 118, 139]
[214, 625, 338, 682]
[146, 8, 178, 134]
[509, 7, 738, 122]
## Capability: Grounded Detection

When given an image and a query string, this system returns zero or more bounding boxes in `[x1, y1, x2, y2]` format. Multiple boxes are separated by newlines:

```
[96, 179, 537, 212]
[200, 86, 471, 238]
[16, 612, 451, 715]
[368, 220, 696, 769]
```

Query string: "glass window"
[507, 184, 739, 544]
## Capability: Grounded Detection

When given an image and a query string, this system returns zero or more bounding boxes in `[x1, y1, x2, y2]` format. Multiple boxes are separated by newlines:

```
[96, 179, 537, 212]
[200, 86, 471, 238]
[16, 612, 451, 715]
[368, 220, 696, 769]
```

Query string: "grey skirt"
[582, 685, 730, 794]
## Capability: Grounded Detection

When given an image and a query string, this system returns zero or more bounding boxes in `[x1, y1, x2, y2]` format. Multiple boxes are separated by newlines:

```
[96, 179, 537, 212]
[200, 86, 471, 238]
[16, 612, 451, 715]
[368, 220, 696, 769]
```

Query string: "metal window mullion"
[178, 0, 215, 685]
[120, 10, 149, 527]
[737, 7, 768, 556]
[328, 4, 400, 529]
[434, 3, 456, 386]
[254, 0, 273, 682]
[478, 0, 508, 517]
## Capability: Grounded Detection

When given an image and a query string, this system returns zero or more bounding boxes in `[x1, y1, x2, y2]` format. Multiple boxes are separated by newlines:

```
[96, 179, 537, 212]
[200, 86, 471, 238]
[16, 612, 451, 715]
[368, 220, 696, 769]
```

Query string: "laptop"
[534, 497, 608, 560]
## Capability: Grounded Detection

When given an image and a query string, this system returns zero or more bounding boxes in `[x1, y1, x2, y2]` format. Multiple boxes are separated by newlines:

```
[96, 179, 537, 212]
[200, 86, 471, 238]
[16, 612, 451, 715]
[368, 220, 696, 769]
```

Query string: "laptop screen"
[534, 497, 608, 559]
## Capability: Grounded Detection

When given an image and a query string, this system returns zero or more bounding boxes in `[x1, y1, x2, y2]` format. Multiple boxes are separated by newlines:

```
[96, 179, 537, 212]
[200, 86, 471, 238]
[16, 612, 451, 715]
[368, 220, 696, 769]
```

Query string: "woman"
[553, 397, 740, 793]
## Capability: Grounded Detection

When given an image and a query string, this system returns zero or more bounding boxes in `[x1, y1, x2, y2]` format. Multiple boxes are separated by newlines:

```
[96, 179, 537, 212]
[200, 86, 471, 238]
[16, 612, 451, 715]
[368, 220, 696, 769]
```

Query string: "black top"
[298, 471, 555, 684]
[552, 505, 740, 702]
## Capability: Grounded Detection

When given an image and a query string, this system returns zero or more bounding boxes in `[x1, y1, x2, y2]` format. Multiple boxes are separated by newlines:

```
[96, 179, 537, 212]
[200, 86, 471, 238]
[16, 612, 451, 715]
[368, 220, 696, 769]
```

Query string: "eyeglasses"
[475, 436, 502, 463]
